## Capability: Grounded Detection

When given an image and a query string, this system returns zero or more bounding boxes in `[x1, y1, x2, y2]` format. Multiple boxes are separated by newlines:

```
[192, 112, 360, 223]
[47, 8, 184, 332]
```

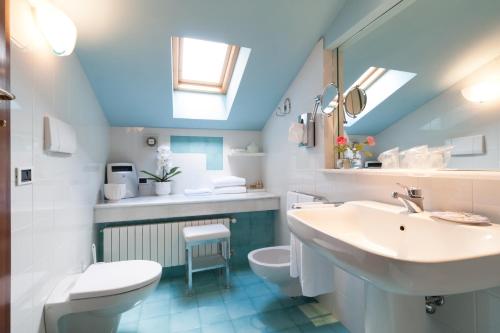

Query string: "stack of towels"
[212, 176, 247, 195]
[184, 188, 213, 196]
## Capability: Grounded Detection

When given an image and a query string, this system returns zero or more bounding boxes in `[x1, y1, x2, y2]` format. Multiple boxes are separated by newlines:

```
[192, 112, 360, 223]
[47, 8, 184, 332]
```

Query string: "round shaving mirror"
[344, 86, 367, 118]
[319, 83, 339, 115]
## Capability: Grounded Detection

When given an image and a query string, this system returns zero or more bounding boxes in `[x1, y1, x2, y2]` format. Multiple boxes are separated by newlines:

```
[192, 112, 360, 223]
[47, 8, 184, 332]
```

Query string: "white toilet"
[44, 260, 162, 333]
[248, 245, 301, 296]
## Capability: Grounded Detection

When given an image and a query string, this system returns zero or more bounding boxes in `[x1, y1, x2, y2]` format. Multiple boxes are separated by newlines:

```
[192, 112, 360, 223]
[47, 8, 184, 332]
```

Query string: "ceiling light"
[461, 81, 500, 103]
[30, 0, 77, 56]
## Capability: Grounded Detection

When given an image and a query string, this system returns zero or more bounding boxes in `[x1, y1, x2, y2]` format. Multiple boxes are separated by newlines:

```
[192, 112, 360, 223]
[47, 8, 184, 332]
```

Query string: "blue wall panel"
[170, 135, 223, 170]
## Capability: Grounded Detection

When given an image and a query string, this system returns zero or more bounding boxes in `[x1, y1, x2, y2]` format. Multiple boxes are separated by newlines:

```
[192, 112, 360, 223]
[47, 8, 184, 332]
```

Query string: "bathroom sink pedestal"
[364, 284, 452, 333]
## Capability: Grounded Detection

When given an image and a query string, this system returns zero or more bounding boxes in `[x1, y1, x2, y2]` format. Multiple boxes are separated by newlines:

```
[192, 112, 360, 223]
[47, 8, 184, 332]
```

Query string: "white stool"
[182, 224, 231, 294]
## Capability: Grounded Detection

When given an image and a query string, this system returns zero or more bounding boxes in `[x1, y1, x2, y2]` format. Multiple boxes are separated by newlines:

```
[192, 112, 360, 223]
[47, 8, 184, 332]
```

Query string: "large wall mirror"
[339, 0, 500, 170]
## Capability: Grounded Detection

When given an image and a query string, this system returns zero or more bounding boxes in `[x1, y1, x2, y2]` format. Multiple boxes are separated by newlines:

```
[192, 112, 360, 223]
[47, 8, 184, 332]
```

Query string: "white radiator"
[103, 218, 231, 267]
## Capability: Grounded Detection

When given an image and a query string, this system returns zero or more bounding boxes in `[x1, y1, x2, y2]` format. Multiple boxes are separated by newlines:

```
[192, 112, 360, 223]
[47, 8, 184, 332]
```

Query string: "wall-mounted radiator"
[102, 218, 231, 267]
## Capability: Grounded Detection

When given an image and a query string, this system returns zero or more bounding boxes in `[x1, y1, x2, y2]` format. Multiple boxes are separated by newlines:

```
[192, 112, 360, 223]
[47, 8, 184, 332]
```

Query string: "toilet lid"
[70, 260, 162, 300]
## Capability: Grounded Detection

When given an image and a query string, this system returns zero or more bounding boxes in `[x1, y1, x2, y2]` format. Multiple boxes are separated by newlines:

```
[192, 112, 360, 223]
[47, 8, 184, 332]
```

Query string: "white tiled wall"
[10, 1, 109, 332]
[262, 40, 500, 333]
[108, 127, 262, 194]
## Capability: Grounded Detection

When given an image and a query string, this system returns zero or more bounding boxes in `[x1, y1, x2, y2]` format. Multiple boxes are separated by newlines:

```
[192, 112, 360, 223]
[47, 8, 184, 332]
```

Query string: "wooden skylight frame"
[172, 37, 240, 94]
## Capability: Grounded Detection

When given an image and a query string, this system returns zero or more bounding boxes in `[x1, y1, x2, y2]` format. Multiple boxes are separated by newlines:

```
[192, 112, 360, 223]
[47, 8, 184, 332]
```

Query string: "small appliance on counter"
[365, 161, 382, 168]
[106, 163, 139, 198]
[103, 184, 126, 202]
[139, 177, 154, 196]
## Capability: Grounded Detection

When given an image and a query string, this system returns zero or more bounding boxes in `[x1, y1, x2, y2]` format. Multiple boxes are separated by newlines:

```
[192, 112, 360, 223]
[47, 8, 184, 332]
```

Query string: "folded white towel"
[212, 176, 246, 188]
[184, 188, 213, 196]
[213, 186, 247, 195]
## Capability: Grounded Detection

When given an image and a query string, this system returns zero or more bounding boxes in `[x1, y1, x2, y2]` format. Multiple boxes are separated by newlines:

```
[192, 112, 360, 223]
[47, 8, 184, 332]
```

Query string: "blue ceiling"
[343, 0, 500, 135]
[57, 0, 346, 130]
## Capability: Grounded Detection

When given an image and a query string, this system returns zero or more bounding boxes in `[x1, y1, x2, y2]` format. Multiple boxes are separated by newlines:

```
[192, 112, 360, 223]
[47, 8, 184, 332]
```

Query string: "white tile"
[473, 180, 500, 224]
[352, 174, 416, 204]
[419, 178, 473, 212]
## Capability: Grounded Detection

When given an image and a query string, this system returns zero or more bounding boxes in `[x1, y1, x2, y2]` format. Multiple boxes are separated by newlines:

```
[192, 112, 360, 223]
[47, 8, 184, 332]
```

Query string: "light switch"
[15, 167, 32, 186]
[448, 134, 485, 156]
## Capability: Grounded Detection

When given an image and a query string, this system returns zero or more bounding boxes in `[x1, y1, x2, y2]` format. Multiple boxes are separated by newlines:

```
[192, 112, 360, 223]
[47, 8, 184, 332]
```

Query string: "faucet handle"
[396, 183, 422, 198]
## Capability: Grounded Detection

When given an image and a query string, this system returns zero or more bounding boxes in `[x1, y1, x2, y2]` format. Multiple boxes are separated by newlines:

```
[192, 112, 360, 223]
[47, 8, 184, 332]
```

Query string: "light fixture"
[30, 0, 77, 56]
[461, 81, 500, 103]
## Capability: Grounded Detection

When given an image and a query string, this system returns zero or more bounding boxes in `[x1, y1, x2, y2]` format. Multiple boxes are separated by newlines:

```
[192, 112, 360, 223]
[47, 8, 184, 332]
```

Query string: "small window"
[172, 37, 240, 94]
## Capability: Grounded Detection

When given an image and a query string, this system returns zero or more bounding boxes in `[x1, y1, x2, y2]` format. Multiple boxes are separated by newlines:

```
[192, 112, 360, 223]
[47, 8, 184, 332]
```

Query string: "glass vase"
[336, 158, 352, 169]
[350, 152, 363, 169]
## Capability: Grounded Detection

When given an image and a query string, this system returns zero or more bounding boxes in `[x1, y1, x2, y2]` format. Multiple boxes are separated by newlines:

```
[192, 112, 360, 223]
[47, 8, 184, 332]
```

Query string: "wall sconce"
[29, 0, 77, 56]
[461, 81, 500, 103]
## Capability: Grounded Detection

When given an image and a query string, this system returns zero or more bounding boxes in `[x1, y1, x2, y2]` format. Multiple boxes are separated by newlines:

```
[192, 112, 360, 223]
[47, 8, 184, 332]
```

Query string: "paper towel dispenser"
[44, 116, 77, 154]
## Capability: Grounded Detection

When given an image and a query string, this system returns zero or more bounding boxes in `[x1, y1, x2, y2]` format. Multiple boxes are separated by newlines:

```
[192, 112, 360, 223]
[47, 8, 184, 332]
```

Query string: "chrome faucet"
[392, 183, 424, 213]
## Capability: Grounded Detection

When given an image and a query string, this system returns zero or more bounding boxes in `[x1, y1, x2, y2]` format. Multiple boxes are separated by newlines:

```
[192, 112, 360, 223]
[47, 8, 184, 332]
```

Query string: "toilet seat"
[45, 260, 162, 333]
[70, 260, 162, 300]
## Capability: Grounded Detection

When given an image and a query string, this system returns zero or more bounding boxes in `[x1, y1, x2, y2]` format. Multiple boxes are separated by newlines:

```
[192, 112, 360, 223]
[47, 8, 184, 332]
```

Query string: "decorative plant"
[141, 145, 181, 182]
[335, 135, 376, 159]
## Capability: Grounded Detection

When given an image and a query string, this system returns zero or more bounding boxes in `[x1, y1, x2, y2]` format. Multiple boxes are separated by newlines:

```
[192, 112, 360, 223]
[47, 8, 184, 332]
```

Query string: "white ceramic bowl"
[104, 184, 126, 202]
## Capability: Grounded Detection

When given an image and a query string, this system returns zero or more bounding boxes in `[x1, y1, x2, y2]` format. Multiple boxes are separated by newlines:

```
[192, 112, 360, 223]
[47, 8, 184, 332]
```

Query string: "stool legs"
[224, 240, 230, 289]
[184, 237, 230, 293]
[187, 245, 193, 294]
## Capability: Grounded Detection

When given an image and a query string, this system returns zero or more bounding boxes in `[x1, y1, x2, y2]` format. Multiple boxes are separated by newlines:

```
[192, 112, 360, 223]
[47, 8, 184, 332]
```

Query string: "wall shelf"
[228, 152, 266, 157]
[319, 168, 500, 180]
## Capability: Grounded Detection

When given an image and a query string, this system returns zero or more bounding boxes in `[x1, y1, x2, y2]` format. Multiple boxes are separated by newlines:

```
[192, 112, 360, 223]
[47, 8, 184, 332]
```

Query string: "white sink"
[287, 201, 500, 296]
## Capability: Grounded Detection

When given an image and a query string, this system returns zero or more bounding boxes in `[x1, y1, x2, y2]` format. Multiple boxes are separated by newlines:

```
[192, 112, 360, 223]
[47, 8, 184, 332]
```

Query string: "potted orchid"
[334, 135, 376, 169]
[142, 145, 181, 195]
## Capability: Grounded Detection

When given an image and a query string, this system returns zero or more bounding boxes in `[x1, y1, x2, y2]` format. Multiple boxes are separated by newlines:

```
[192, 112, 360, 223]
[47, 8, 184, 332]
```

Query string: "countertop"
[94, 191, 280, 223]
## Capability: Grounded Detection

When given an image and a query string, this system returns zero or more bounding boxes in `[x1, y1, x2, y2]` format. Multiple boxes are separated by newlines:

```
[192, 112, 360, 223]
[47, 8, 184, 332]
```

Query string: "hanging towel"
[300, 239, 335, 297]
[287, 191, 335, 297]
[288, 123, 305, 144]
[213, 186, 247, 195]
[184, 188, 213, 196]
[290, 233, 335, 297]
[290, 233, 301, 278]
[212, 176, 246, 188]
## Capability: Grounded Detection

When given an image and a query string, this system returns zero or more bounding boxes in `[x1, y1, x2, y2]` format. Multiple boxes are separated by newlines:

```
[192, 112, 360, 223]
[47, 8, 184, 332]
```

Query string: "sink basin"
[287, 201, 500, 296]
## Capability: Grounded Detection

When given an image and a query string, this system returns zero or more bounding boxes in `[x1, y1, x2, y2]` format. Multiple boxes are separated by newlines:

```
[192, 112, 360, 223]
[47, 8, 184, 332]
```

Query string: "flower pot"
[155, 182, 171, 196]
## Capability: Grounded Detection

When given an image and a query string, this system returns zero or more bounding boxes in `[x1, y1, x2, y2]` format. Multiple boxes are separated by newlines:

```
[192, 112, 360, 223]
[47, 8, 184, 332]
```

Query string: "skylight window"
[172, 37, 240, 94]
[344, 67, 416, 127]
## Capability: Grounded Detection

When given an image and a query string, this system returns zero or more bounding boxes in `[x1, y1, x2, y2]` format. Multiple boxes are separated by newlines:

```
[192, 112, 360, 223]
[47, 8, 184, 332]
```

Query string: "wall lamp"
[461, 80, 500, 103]
[29, 0, 77, 56]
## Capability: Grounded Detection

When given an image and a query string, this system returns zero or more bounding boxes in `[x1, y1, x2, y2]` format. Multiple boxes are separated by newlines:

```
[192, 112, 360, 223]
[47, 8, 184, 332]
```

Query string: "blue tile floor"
[118, 266, 350, 333]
